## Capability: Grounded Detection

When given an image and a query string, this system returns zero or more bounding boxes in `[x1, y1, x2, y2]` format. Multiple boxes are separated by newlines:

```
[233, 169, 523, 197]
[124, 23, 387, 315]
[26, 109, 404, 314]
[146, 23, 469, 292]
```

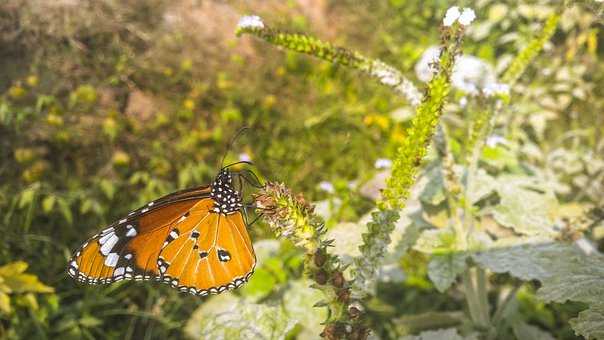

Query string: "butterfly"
[67, 163, 261, 296]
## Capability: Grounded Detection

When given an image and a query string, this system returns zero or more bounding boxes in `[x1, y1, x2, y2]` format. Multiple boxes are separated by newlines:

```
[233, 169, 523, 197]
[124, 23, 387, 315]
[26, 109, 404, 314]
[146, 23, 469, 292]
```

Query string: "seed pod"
[315, 269, 328, 285]
[331, 271, 344, 288]
[314, 249, 327, 267]
[337, 288, 351, 303]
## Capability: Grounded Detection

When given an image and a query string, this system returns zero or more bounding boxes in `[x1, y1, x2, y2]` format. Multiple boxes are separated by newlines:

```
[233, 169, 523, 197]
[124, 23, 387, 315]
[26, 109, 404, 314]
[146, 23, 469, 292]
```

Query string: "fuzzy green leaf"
[512, 322, 555, 340]
[401, 328, 468, 340]
[569, 303, 604, 340]
[492, 182, 558, 237]
[428, 253, 468, 293]
[185, 293, 295, 339]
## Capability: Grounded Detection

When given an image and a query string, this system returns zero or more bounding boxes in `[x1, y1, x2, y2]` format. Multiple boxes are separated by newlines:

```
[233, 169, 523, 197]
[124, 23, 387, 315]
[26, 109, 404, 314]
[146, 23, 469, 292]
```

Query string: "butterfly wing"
[67, 184, 256, 296]
[67, 186, 211, 284]
[157, 211, 256, 295]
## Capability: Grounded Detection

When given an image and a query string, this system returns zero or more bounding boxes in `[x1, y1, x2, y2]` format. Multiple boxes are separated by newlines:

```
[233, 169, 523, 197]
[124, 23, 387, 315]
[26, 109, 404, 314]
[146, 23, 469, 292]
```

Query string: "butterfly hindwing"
[158, 211, 256, 295]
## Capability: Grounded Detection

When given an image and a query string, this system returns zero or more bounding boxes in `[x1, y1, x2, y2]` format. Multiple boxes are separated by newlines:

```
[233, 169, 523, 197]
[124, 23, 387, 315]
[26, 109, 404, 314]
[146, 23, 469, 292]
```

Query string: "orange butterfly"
[67, 165, 259, 296]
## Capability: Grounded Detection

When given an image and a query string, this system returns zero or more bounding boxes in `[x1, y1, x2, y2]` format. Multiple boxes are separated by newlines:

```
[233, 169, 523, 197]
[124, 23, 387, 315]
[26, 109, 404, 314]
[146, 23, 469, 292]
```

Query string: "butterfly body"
[67, 168, 256, 296]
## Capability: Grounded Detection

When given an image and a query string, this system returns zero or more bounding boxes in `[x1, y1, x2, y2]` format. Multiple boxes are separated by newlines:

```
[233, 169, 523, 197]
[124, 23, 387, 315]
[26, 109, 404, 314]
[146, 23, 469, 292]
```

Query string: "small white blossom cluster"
[415, 46, 510, 97]
[374, 158, 392, 169]
[318, 181, 335, 194]
[370, 61, 422, 107]
[237, 15, 264, 30]
[486, 135, 508, 147]
[238, 153, 251, 162]
[443, 6, 476, 27]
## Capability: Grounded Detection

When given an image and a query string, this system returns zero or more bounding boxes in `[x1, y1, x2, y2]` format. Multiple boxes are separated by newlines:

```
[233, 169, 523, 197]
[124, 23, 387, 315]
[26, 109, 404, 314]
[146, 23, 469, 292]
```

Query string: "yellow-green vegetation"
[1, 1, 604, 340]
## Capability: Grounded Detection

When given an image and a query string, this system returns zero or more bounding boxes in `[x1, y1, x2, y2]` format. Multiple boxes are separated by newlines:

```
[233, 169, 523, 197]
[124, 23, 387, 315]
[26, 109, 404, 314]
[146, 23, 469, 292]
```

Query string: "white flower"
[318, 181, 335, 194]
[374, 158, 392, 169]
[452, 55, 497, 95]
[458, 8, 476, 26]
[237, 15, 264, 30]
[443, 6, 461, 26]
[238, 153, 251, 162]
[459, 96, 468, 108]
[414, 46, 441, 82]
[483, 83, 510, 97]
[486, 135, 508, 147]
[372, 68, 398, 86]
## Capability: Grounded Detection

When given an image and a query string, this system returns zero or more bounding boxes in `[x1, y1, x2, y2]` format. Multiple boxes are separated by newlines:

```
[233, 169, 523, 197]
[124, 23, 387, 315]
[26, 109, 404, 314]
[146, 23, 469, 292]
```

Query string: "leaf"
[420, 163, 446, 206]
[42, 195, 56, 213]
[427, 253, 468, 292]
[537, 251, 604, 304]
[473, 242, 582, 282]
[283, 280, 326, 336]
[569, 303, 604, 340]
[18, 187, 37, 209]
[414, 228, 457, 254]
[185, 293, 296, 339]
[0, 292, 10, 314]
[239, 240, 281, 301]
[79, 315, 103, 328]
[0, 261, 28, 277]
[401, 328, 468, 340]
[492, 180, 558, 237]
[0, 261, 54, 294]
[98, 179, 116, 200]
[468, 169, 497, 204]
[57, 197, 73, 225]
[512, 321, 555, 340]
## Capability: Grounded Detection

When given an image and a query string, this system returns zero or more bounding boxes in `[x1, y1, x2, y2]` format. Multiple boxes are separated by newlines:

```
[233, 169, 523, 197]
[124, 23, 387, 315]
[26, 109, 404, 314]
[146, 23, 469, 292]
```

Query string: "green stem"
[463, 268, 490, 329]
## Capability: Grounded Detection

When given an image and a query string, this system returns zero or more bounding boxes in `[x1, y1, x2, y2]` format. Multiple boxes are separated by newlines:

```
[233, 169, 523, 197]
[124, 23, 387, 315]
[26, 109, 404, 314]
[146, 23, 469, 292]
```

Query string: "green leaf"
[401, 328, 468, 340]
[18, 187, 37, 209]
[42, 195, 56, 213]
[0, 261, 28, 277]
[283, 280, 326, 335]
[427, 253, 468, 293]
[492, 180, 558, 237]
[79, 315, 103, 328]
[99, 179, 116, 200]
[475, 242, 604, 337]
[0, 261, 54, 294]
[512, 322, 555, 340]
[185, 293, 295, 339]
[57, 197, 73, 225]
[414, 228, 457, 254]
[569, 303, 604, 340]
[0, 292, 10, 314]
[473, 243, 580, 282]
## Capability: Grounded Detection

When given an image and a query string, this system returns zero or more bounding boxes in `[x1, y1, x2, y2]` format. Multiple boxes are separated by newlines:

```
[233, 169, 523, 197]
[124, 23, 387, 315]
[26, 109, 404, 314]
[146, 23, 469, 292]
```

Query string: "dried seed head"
[348, 305, 361, 319]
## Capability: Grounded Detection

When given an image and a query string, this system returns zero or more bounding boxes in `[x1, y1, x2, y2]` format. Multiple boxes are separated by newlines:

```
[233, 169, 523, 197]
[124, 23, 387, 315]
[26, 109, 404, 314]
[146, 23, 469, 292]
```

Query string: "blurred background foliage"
[0, 0, 602, 339]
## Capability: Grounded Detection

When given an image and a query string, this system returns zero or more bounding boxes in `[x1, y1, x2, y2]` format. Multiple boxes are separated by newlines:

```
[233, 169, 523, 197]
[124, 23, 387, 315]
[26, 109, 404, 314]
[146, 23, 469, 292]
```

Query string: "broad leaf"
[492, 181, 558, 237]
[512, 321, 555, 340]
[569, 303, 604, 340]
[401, 328, 469, 340]
[428, 253, 468, 292]
[185, 293, 295, 339]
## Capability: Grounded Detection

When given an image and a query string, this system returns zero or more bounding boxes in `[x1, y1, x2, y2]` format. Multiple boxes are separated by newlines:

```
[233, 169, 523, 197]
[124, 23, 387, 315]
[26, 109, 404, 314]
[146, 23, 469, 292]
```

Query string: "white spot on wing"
[126, 228, 137, 237]
[114, 267, 125, 276]
[100, 234, 119, 255]
[104, 253, 119, 267]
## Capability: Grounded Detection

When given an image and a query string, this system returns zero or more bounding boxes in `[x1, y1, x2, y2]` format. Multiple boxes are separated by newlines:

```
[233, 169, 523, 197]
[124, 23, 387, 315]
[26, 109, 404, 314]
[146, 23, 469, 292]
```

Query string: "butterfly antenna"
[220, 126, 250, 168]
